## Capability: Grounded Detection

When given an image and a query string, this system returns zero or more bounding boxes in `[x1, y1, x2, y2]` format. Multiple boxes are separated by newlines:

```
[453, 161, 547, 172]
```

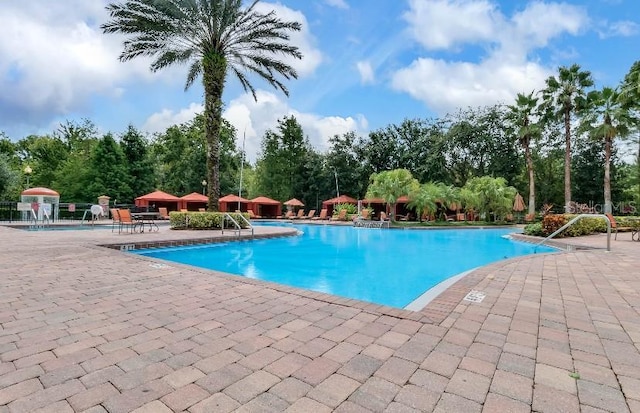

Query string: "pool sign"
[17, 202, 31, 211]
[464, 290, 486, 303]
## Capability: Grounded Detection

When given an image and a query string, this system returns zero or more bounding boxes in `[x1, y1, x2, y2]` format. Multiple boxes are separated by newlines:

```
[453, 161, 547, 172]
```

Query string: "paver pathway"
[1, 224, 639, 412]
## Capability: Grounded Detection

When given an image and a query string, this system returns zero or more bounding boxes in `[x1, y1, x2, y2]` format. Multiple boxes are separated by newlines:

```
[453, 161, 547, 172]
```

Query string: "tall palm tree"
[580, 87, 634, 214]
[542, 64, 594, 212]
[407, 182, 440, 222]
[507, 92, 540, 216]
[102, 0, 302, 210]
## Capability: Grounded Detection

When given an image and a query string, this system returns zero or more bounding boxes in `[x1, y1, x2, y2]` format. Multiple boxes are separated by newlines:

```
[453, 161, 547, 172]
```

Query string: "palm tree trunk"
[203, 54, 227, 211]
[525, 139, 535, 216]
[604, 132, 612, 214]
[564, 109, 572, 213]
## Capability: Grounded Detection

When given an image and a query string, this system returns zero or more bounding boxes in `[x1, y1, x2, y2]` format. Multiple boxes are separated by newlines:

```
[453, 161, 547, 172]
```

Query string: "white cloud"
[222, 91, 368, 163]
[404, 0, 500, 50]
[142, 103, 204, 134]
[598, 20, 640, 38]
[142, 90, 368, 163]
[393, 0, 589, 114]
[325, 0, 349, 9]
[0, 1, 160, 125]
[255, 3, 323, 78]
[356, 61, 375, 84]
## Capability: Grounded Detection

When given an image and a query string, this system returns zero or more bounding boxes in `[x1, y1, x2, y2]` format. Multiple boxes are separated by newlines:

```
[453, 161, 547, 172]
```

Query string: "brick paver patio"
[1, 223, 639, 412]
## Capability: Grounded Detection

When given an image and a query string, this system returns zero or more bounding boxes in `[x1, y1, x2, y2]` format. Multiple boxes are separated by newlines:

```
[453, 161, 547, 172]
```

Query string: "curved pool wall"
[133, 225, 556, 309]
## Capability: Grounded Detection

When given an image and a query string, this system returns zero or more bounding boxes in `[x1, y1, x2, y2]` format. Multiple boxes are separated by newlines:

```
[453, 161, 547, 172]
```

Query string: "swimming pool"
[134, 224, 555, 309]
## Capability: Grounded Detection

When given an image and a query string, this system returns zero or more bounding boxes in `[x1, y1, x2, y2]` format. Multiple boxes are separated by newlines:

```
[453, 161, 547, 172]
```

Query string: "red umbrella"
[284, 198, 304, 207]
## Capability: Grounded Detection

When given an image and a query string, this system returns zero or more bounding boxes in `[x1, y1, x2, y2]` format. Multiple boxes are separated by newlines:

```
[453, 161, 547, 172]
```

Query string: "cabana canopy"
[250, 196, 282, 218]
[135, 190, 181, 211]
[322, 195, 357, 215]
[322, 195, 357, 206]
[179, 192, 208, 211]
[219, 194, 251, 212]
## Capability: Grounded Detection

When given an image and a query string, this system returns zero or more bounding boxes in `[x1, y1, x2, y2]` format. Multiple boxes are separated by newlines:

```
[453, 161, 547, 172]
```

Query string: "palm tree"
[507, 92, 540, 216]
[407, 182, 440, 222]
[102, 0, 302, 210]
[366, 169, 418, 221]
[542, 64, 594, 212]
[580, 87, 634, 213]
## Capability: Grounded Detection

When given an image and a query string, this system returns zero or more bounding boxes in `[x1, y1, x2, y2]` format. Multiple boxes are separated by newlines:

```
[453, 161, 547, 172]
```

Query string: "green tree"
[86, 134, 132, 202]
[580, 87, 634, 213]
[407, 182, 441, 222]
[120, 125, 156, 200]
[462, 176, 516, 221]
[254, 116, 309, 201]
[325, 132, 367, 198]
[16, 134, 69, 189]
[103, 0, 302, 210]
[507, 92, 541, 215]
[542, 64, 594, 212]
[0, 154, 20, 199]
[365, 169, 418, 221]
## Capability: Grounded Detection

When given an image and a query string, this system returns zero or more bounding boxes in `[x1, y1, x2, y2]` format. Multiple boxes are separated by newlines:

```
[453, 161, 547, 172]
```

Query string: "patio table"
[131, 212, 160, 233]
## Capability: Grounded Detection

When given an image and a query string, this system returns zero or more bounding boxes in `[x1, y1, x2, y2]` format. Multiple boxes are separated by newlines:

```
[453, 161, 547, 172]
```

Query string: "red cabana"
[322, 195, 357, 215]
[219, 194, 251, 212]
[250, 196, 282, 218]
[179, 192, 208, 211]
[135, 190, 181, 211]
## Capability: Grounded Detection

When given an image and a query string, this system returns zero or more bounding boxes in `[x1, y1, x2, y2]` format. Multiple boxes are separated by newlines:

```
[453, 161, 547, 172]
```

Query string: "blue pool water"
[134, 225, 555, 308]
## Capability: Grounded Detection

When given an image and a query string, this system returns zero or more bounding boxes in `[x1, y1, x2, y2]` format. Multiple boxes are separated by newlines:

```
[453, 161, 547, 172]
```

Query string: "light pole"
[201, 180, 207, 196]
[24, 165, 32, 188]
[334, 170, 340, 197]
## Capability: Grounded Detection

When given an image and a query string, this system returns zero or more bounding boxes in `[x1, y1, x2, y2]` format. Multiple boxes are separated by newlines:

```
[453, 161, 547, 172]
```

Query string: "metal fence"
[0, 201, 152, 222]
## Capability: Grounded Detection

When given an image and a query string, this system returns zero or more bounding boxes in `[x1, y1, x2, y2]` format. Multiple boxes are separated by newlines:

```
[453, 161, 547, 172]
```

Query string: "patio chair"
[247, 209, 261, 219]
[118, 209, 137, 233]
[110, 208, 121, 232]
[283, 210, 295, 219]
[380, 212, 390, 221]
[198, 208, 206, 212]
[360, 209, 371, 220]
[312, 209, 328, 220]
[304, 209, 316, 219]
[331, 209, 347, 221]
[158, 207, 170, 220]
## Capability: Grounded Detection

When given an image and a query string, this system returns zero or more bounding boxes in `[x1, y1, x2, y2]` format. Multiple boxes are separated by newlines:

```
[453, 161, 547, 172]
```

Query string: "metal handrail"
[222, 213, 245, 236]
[234, 213, 254, 236]
[535, 213, 611, 252]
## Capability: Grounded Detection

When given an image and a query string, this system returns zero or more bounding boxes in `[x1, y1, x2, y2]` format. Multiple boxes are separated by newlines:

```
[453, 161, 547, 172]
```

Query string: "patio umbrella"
[284, 198, 304, 207]
[513, 193, 526, 212]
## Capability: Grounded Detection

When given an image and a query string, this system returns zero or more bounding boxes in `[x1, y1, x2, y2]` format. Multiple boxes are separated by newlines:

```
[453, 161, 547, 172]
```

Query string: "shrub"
[169, 211, 249, 230]
[334, 203, 357, 215]
[542, 214, 567, 236]
[523, 222, 544, 236]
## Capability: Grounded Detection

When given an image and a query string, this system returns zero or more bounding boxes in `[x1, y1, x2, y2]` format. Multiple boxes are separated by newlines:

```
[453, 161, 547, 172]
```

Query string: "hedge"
[524, 213, 633, 237]
[169, 211, 250, 230]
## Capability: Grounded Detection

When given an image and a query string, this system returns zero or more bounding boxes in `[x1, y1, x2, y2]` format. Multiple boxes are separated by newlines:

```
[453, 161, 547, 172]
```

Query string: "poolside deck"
[1, 224, 639, 412]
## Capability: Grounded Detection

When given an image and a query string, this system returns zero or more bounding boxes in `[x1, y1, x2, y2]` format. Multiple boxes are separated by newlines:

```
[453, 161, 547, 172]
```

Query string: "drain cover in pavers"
[463, 290, 486, 303]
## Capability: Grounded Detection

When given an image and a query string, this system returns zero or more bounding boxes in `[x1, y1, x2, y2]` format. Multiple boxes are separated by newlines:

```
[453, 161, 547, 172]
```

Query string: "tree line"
[1, 59, 639, 216]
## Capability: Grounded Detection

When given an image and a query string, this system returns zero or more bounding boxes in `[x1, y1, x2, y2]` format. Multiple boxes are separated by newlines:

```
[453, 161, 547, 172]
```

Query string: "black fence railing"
[0, 201, 157, 222]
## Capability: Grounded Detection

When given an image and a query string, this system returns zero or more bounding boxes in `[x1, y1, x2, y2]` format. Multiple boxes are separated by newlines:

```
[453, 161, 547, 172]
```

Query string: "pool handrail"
[535, 213, 611, 252]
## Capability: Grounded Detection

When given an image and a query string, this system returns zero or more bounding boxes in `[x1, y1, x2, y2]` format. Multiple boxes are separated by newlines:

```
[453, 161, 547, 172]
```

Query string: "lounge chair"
[158, 207, 170, 220]
[283, 210, 295, 219]
[380, 212, 390, 221]
[331, 209, 347, 221]
[291, 209, 305, 219]
[198, 208, 206, 212]
[248, 209, 261, 219]
[304, 209, 316, 219]
[312, 209, 328, 220]
[360, 209, 371, 220]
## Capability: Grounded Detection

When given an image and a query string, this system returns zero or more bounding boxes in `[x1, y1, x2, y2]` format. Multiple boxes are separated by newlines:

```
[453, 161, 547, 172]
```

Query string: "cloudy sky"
[1, 0, 639, 162]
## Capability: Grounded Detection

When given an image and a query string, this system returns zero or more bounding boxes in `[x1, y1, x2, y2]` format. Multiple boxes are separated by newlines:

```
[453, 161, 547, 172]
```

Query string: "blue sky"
[1, 0, 639, 162]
